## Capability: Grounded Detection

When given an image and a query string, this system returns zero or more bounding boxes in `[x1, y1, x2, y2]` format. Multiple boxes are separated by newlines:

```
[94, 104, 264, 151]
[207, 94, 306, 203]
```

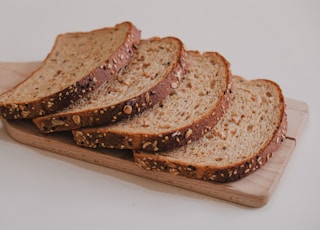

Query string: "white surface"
[0, 0, 319, 229]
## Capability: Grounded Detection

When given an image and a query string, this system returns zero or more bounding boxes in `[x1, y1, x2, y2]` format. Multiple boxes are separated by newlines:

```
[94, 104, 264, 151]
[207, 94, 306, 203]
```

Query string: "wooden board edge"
[286, 98, 309, 113]
[285, 98, 309, 141]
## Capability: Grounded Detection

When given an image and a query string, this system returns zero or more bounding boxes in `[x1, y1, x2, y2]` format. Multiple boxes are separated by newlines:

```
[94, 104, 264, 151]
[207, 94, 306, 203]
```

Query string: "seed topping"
[123, 105, 133, 115]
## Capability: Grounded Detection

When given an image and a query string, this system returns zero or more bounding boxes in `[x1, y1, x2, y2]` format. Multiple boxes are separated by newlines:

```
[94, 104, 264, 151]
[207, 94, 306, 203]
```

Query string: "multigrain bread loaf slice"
[33, 37, 186, 133]
[133, 76, 288, 183]
[0, 21, 140, 119]
[72, 51, 232, 151]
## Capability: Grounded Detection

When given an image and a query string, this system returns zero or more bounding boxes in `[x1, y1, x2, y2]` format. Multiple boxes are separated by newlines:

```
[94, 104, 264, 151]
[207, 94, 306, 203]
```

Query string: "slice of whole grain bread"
[0, 21, 140, 119]
[133, 76, 287, 183]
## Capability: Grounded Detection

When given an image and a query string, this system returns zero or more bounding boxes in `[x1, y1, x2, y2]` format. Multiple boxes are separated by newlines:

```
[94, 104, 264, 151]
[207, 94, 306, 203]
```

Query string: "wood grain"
[0, 62, 309, 207]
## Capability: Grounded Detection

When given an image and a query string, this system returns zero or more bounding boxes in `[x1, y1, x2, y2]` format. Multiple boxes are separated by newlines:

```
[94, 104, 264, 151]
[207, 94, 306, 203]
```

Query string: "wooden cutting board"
[0, 62, 309, 208]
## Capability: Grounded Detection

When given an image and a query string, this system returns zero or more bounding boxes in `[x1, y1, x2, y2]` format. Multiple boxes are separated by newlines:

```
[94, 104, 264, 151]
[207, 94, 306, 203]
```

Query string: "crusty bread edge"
[133, 78, 288, 183]
[72, 51, 232, 152]
[34, 37, 187, 133]
[0, 21, 141, 119]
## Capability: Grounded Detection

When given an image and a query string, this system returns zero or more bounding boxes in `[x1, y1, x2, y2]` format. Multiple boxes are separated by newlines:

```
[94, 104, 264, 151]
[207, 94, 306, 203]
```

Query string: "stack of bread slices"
[0, 21, 287, 183]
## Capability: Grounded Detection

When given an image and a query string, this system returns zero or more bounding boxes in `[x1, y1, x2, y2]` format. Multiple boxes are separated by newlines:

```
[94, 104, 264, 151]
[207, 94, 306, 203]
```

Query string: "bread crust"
[133, 78, 288, 183]
[72, 51, 232, 151]
[0, 21, 141, 119]
[33, 37, 186, 133]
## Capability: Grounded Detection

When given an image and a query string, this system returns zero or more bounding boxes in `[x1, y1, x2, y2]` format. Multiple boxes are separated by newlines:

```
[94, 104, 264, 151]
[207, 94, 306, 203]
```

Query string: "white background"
[0, 0, 319, 229]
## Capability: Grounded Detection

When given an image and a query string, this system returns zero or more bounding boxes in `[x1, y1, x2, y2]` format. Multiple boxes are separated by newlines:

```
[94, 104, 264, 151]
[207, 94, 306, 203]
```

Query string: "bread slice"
[72, 51, 232, 151]
[0, 21, 140, 119]
[133, 76, 288, 183]
[33, 37, 186, 133]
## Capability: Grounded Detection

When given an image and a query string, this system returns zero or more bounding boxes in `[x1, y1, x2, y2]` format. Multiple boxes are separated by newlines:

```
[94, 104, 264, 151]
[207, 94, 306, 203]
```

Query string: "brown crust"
[133, 79, 288, 183]
[33, 37, 187, 133]
[0, 21, 141, 120]
[72, 51, 232, 151]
